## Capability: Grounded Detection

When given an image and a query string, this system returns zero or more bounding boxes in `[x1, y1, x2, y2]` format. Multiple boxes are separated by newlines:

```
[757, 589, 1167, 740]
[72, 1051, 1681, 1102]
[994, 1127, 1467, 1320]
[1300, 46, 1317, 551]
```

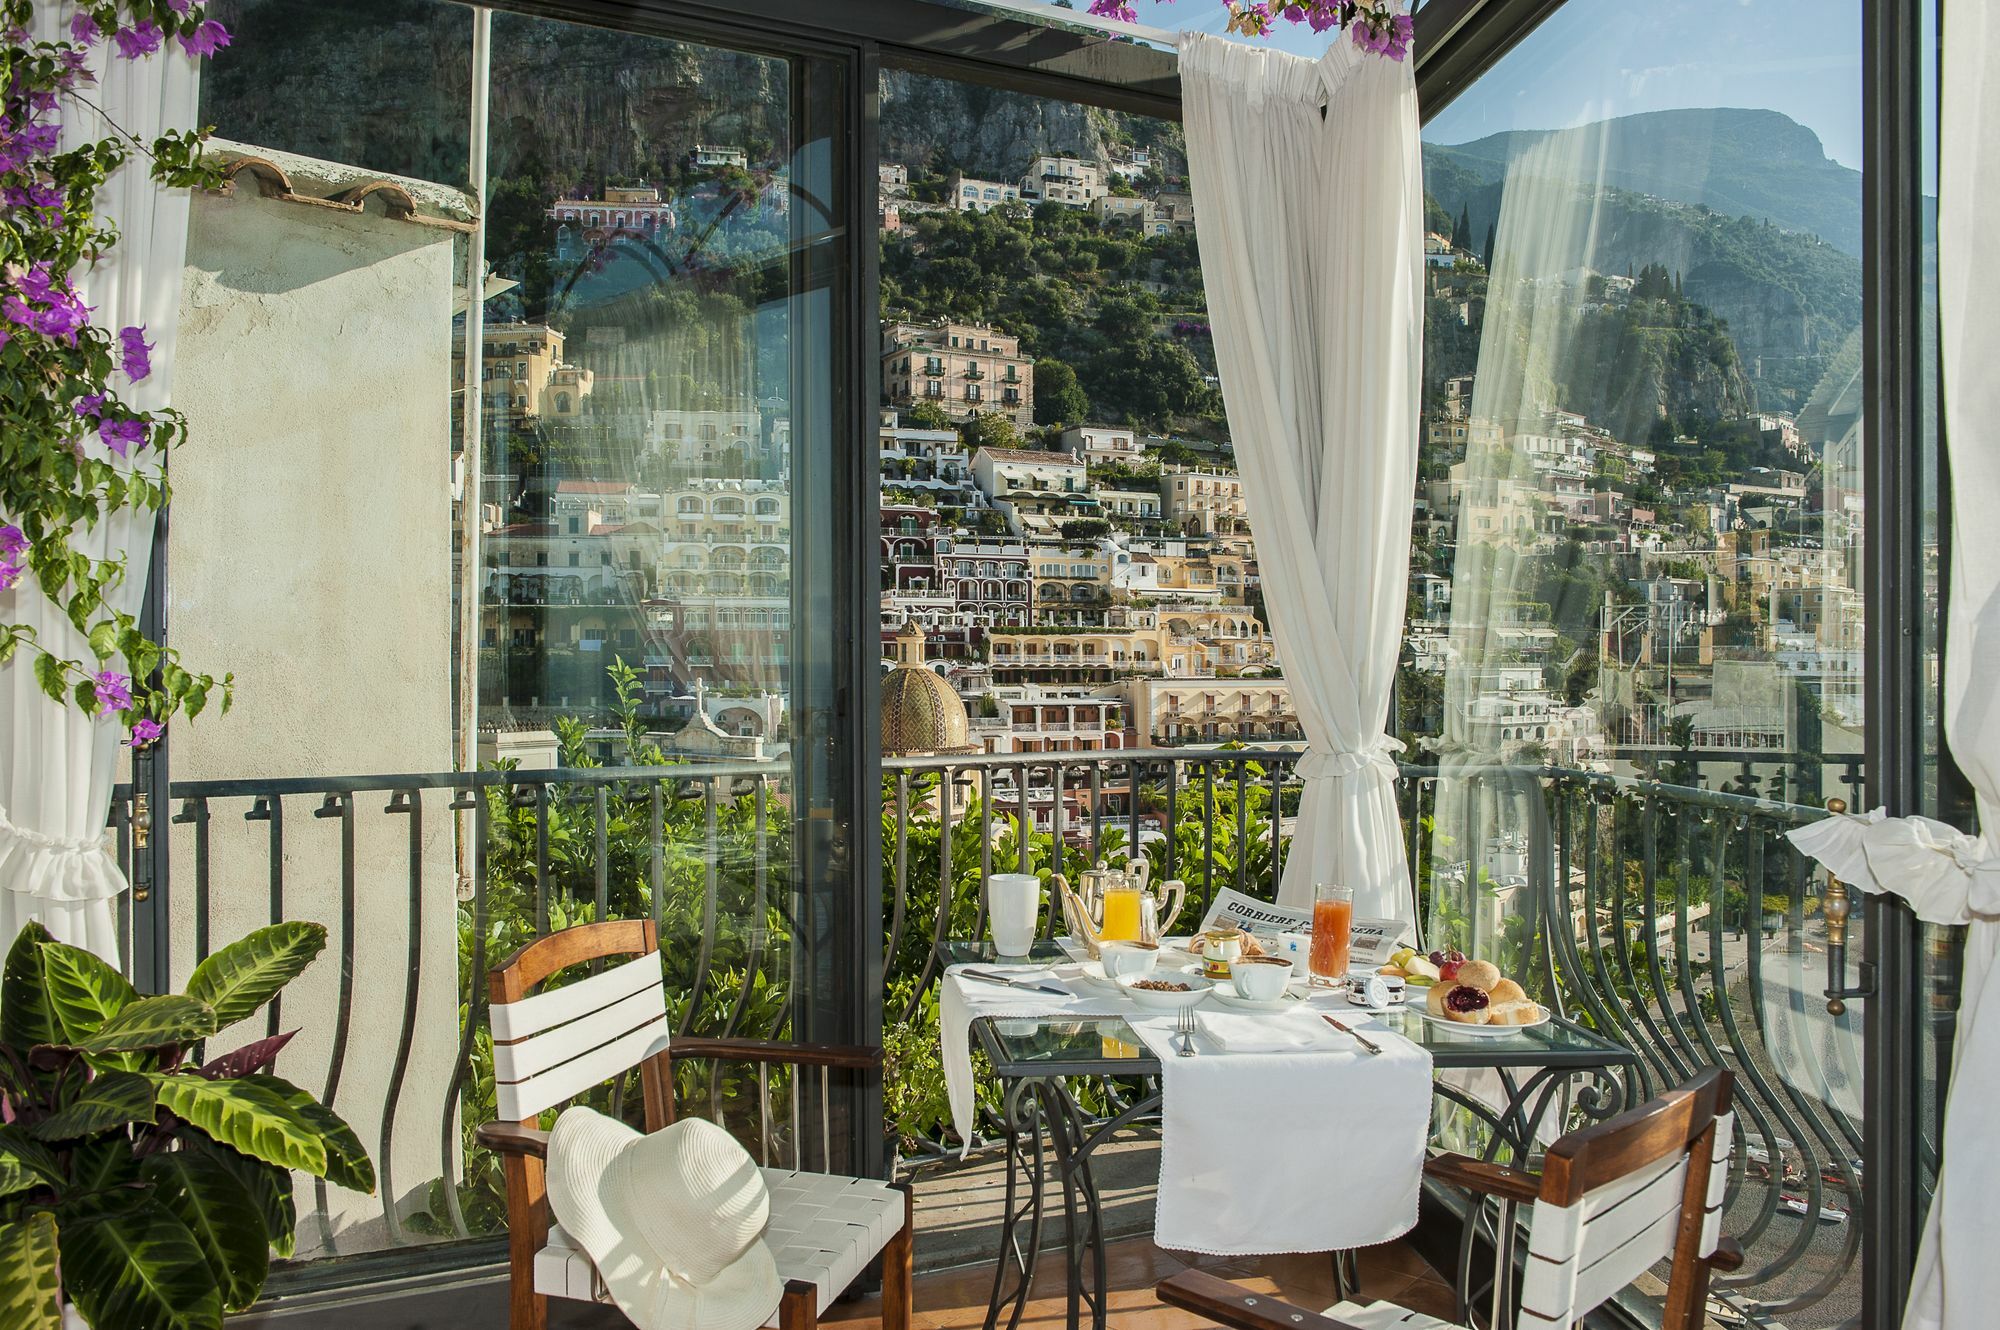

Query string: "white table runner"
[940, 963, 1434, 1256]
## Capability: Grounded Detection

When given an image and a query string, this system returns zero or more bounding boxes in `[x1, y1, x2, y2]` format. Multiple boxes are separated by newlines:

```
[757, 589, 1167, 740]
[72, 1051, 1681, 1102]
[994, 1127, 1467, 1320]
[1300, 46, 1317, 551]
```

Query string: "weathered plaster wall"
[170, 182, 461, 1254]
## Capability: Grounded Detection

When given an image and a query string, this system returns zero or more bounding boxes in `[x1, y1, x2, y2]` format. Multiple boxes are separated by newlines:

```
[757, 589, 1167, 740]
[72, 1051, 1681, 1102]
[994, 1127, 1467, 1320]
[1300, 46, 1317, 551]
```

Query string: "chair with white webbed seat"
[475, 919, 913, 1330]
[1157, 1067, 1739, 1330]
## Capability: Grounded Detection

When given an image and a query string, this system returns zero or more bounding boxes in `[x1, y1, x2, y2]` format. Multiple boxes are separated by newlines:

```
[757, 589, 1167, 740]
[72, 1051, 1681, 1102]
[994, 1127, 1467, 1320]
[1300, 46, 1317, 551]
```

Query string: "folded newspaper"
[1195, 887, 1413, 971]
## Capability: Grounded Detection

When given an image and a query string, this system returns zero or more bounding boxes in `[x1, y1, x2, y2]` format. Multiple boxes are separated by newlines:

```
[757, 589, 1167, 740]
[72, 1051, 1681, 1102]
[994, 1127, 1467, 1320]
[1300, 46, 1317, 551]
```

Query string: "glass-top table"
[936, 940, 1641, 1330]
[976, 1008, 1635, 1075]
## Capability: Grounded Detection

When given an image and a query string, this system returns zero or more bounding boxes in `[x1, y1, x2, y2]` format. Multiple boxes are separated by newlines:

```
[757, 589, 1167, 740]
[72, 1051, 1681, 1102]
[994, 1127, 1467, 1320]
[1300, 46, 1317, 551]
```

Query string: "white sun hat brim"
[547, 1107, 784, 1330]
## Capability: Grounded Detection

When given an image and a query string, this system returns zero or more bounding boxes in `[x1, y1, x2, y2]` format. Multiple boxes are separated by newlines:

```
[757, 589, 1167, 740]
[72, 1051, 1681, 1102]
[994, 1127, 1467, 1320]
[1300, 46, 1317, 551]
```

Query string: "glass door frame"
[1859, 2, 1943, 1325]
[1413, 2, 1948, 1325]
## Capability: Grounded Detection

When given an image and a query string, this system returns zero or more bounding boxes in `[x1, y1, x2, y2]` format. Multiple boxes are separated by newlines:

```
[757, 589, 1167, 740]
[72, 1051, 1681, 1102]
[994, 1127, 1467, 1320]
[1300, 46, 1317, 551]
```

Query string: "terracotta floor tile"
[824, 1235, 1449, 1330]
[1387, 1275, 1464, 1322]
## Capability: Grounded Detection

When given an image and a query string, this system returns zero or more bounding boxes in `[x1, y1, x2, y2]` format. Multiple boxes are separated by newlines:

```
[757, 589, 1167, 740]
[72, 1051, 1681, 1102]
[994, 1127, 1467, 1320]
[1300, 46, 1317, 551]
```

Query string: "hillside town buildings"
[880, 320, 1035, 428]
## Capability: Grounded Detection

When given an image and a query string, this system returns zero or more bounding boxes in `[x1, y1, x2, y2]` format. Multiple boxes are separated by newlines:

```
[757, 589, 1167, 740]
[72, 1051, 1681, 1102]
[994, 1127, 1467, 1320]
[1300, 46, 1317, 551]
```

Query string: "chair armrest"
[1157, 1271, 1372, 1330]
[475, 1122, 551, 1159]
[1424, 1152, 1542, 1204]
[669, 1036, 882, 1071]
[1707, 1235, 1745, 1273]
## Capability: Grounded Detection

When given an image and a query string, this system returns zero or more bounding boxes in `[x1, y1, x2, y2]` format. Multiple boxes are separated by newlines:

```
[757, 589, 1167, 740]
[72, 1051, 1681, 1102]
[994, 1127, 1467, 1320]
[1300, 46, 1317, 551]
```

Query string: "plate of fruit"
[1377, 945, 1458, 990]
[1405, 957, 1548, 1033]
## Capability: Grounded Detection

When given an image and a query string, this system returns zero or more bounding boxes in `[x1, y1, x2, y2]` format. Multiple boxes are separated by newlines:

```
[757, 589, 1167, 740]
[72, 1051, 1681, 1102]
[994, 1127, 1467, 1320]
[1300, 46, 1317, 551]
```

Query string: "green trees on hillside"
[881, 203, 1224, 432]
[1034, 359, 1090, 427]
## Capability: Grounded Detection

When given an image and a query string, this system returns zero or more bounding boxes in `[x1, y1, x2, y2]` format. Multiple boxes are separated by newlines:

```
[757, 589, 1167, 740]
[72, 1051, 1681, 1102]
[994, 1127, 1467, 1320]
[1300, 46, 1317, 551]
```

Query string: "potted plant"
[0, 920, 372, 1329]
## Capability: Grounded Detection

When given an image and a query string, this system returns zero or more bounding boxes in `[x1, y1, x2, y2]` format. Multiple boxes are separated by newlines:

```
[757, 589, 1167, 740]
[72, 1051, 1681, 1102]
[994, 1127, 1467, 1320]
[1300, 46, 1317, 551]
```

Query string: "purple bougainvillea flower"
[112, 20, 164, 59]
[93, 671, 133, 712]
[167, 0, 195, 12]
[15, 263, 54, 303]
[178, 20, 231, 57]
[119, 325, 152, 381]
[129, 718, 164, 746]
[0, 525, 22, 592]
[99, 417, 147, 457]
[1087, 1, 1139, 19]
[69, 11, 99, 45]
[73, 392, 106, 419]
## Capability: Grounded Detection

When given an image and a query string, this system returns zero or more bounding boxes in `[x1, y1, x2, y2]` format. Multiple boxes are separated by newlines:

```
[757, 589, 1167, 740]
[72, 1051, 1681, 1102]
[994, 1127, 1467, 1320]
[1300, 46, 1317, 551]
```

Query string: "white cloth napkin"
[939, 967, 1435, 1256]
[941, 965, 1127, 1157]
[1132, 1002, 1433, 1255]
[1193, 1008, 1334, 1053]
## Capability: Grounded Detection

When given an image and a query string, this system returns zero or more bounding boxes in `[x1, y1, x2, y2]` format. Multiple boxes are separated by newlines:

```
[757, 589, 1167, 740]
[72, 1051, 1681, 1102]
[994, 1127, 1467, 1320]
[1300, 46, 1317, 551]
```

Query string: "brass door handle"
[1821, 798, 1874, 1015]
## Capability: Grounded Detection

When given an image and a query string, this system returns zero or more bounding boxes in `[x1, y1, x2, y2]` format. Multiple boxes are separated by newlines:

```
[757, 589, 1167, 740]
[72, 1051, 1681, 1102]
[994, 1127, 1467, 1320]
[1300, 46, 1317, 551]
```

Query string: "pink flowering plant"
[1088, 0, 1414, 59]
[1, 1, 233, 752]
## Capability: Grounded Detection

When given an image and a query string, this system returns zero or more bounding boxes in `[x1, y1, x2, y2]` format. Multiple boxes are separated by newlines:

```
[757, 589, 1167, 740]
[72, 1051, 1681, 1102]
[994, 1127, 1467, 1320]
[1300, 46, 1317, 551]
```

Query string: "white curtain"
[0, 13, 201, 964]
[1177, 31, 1423, 919]
[1905, 7, 2000, 1325]
[1786, 9, 2000, 1328]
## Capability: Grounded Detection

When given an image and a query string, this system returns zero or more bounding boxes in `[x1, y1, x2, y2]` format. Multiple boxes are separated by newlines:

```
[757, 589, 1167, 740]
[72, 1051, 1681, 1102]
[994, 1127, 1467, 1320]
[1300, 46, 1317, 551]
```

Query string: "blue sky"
[1024, 0, 1864, 168]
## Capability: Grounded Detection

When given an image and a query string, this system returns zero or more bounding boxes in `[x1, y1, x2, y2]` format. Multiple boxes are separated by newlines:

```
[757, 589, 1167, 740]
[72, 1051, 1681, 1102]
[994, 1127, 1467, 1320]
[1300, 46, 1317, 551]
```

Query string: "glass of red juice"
[1310, 884, 1354, 988]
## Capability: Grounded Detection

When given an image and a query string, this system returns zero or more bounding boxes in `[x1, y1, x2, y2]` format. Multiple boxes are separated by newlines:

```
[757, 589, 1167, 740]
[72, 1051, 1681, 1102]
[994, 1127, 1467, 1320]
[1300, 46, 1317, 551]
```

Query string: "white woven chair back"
[490, 950, 670, 1122]
[1516, 1111, 1735, 1329]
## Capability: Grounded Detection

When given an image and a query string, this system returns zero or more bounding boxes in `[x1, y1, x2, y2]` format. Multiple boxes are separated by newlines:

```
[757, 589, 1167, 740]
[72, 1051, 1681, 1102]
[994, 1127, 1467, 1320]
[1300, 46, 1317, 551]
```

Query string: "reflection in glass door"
[1408, 4, 1877, 1323]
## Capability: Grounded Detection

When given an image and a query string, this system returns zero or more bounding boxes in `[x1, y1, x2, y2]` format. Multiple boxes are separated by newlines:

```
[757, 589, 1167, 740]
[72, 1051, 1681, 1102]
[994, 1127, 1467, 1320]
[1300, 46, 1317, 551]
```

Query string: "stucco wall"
[170, 183, 461, 1255]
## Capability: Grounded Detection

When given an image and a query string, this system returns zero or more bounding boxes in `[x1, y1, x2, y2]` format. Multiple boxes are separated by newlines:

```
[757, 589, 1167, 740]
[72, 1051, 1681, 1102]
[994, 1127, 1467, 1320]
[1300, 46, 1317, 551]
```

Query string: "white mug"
[1232, 955, 1292, 1001]
[988, 873, 1041, 956]
[1099, 941, 1159, 980]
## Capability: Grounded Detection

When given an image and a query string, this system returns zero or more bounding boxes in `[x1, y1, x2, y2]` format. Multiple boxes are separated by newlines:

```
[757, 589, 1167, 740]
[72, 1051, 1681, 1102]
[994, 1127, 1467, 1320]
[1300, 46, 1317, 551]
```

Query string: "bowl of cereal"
[1115, 972, 1215, 1012]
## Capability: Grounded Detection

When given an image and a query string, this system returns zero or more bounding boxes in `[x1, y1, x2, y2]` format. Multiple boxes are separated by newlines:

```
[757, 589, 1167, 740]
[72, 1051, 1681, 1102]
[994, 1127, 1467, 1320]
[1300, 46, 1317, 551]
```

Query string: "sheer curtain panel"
[1177, 29, 1423, 919]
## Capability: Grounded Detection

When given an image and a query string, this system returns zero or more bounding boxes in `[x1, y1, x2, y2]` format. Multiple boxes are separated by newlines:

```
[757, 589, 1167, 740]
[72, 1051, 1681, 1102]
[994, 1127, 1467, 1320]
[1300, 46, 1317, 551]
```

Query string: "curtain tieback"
[0, 807, 115, 858]
[0, 803, 125, 904]
[1788, 807, 2000, 926]
[1295, 735, 1405, 782]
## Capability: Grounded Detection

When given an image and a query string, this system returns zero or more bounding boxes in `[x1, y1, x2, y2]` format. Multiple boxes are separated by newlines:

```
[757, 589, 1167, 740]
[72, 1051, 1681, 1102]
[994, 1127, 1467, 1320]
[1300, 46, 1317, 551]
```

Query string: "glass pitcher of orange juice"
[1086, 865, 1142, 942]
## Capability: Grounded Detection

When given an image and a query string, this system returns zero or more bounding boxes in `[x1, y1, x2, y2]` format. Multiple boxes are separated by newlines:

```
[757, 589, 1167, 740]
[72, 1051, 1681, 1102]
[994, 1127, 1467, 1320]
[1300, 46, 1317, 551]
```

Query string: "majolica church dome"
[880, 620, 978, 756]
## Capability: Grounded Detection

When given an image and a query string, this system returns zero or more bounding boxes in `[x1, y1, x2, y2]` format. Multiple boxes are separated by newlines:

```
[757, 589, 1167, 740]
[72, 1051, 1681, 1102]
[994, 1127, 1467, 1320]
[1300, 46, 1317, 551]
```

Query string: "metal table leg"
[984, 1078, 1047, 1330]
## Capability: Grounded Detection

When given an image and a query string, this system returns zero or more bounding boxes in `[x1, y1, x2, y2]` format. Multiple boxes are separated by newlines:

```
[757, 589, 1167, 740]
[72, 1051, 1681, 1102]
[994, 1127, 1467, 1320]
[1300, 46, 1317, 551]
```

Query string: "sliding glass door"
[1408, 1, 1948, 1324]
[145, 0, 877, 1266]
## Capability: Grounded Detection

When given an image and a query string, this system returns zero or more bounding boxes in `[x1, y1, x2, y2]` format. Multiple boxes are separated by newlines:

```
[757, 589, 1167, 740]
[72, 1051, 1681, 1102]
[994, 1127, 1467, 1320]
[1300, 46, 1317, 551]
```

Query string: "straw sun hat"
[546, 1106, 783, 1330]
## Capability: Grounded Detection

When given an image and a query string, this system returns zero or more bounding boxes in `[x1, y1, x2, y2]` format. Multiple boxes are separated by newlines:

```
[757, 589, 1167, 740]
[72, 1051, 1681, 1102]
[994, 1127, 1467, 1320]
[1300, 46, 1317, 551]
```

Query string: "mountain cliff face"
[1427, 108, 1862, 257]
[1422, 111, 1862, 415]
[205, 0, 789, 191]
[878, 70, 1184, 182]
[202, 3, 1182, 197]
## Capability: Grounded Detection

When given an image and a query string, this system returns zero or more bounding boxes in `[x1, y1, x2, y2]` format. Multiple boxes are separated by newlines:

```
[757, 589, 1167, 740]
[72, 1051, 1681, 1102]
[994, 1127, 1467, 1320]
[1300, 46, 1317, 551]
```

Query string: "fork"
[1176, 1004, 1198, 1057]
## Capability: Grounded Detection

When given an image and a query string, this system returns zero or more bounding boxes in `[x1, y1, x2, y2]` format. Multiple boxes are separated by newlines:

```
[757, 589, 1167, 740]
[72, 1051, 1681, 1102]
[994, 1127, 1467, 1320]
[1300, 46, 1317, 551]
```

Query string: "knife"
[962, 968, 1071, 996]
[1322, 1014, 1384, 1055]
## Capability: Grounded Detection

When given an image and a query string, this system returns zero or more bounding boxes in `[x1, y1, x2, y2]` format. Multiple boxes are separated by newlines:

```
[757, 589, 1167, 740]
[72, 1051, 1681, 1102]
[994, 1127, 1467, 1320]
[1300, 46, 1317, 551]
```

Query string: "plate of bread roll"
[1415, 958, 1548, 1033]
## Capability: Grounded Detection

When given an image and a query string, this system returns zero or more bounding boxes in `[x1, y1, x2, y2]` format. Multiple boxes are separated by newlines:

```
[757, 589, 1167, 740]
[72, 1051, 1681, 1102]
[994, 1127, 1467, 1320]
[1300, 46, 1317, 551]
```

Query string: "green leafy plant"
[0, 921, 373, 1330]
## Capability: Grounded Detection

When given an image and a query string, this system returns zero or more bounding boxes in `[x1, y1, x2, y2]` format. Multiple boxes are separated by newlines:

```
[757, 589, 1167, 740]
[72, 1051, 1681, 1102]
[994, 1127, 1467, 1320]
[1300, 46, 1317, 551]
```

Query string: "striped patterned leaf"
[38, 938, 139, 1045]
[73, 996, 218, 1057]
[62, 1200, 222, 1330]
[147, 1076, 327, 1178]
[185, 923, 327, 1032]
[143, 1153, 271, 1312]
[185, 1139, 294, 1260]
[1, 924, 59, 1051]
[0, 1213, 61, 1330]
[28, 1072, 157, 1143]
[241, 1075, 374, 1195]
[0, 1129, 62, 1198]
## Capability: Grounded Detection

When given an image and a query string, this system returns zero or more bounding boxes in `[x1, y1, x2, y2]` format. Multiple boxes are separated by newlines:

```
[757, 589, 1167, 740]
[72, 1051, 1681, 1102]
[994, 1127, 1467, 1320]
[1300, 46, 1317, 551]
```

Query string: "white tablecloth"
[939, 962, 1434, 1256]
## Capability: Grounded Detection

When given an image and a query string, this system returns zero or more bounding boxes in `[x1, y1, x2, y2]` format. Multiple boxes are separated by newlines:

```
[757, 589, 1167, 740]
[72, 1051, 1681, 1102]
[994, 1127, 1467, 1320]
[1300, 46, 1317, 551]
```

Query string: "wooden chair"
[475, 919, 913, 1330]
[1158, 1067, 1740, 1330]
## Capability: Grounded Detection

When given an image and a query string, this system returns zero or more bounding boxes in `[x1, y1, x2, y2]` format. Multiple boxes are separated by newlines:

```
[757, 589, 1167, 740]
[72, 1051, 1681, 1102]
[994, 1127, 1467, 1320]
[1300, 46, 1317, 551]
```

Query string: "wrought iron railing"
[109, 747, 1864, 1324]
